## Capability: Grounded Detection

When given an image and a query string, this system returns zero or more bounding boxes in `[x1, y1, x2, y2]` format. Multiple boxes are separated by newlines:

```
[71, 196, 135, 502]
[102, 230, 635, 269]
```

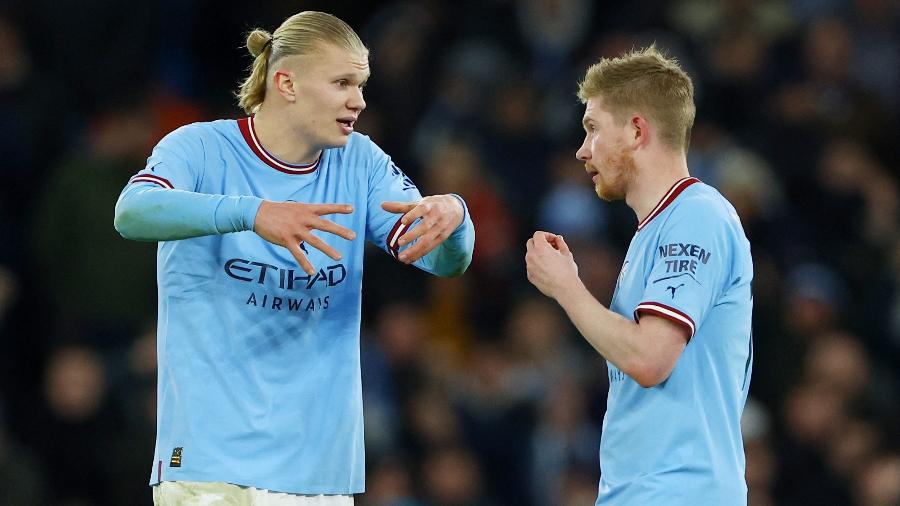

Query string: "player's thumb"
[555, 235, 571, 255]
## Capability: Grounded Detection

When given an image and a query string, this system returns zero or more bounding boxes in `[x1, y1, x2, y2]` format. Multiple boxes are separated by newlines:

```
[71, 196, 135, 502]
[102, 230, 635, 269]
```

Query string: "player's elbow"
[625, 357, 676, 388]
[114, 201, 148, 241]
[114, 204, 135, 239]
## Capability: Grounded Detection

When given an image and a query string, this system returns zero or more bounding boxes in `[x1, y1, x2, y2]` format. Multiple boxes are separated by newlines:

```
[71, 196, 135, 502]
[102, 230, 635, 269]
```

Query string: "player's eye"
[336, 79, 348, 87]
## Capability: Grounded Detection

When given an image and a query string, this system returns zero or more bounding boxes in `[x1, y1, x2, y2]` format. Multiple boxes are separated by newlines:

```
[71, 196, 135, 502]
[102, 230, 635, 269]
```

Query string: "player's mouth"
[585, 164, 600, 183]
[337, 117, 356, 135]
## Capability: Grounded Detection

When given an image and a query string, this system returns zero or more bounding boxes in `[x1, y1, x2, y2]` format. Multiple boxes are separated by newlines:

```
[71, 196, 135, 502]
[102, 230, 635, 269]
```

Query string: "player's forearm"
[416, 196, 475, 277]
[114, 185, 262, 241]
[555, 282, 659, 381]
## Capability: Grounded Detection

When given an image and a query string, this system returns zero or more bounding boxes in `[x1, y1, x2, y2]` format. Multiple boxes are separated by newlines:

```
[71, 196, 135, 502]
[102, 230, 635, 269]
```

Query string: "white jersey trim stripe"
[245, 117, 320, 174]
[130, 174, 174, 189]
[634, 302, 696, 338]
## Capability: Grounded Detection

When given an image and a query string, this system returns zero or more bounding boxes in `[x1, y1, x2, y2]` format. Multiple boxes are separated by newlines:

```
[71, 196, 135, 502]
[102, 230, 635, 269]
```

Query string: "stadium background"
[0, 0, 898, 504]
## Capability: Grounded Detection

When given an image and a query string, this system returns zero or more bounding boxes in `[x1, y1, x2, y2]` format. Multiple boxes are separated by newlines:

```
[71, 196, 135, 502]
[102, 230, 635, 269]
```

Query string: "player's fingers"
[309, 203, 354, 216]
[526, 238, 534, 251]
[534, 230, 557, 242]
[303, 234, 342, 261]
[398, 235, 438, 264]
[397, 219, 433, 247]
[381, 201, 417, 215]
[555, 235, 571, 255]
[311, 218, 357, 241]
[289, 244, 316, 275]
[398, 202, 431, 226]
[531, 231, 554, 250]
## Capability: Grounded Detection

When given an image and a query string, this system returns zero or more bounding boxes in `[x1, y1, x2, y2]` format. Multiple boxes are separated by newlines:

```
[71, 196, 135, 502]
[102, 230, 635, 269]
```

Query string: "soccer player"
[114, 11, 474, 505]
[525, 46, 753, 505]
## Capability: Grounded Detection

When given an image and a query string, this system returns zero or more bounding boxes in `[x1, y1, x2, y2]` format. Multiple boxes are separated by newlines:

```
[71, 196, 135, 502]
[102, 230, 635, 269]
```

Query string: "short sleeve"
[363, 139, 424, 259]
[634, 199, 732, 340]
[127, 124, 204, 191]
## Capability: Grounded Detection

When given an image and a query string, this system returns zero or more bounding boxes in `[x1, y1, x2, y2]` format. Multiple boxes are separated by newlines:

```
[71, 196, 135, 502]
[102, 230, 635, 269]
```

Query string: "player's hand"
[253, 200, 356, 275]
[525, 231, 579, 300]
[381, 195, 464, 264]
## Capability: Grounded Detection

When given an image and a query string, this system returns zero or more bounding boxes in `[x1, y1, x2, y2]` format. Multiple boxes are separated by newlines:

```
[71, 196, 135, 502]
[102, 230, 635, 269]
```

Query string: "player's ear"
[631, 115, 651, 150]
[273, 69, 297, 103]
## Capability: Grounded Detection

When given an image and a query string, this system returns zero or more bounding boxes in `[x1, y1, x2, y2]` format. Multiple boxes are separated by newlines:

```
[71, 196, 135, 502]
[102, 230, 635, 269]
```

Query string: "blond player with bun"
[115, 11, 474, 505]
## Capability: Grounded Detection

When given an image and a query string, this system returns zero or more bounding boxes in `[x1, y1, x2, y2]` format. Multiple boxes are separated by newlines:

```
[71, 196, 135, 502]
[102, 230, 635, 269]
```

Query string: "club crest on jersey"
[170, 447, 183, 467]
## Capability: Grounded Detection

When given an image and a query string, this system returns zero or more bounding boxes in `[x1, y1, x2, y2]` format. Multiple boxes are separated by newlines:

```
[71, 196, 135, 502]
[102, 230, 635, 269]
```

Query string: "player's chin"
[334, 131, 353, 144]
[324, 134, 351, 149]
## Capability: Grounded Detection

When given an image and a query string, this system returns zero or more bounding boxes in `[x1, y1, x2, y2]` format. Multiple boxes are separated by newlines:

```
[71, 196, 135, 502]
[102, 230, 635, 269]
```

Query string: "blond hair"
[236, 11, 369, 114]
[578, 45, 695, 152]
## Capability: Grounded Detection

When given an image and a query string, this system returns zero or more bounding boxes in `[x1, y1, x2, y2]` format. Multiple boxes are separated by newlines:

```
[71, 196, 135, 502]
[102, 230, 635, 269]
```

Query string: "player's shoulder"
[669, 181, 740, 228]
[156, 119, 236, 151]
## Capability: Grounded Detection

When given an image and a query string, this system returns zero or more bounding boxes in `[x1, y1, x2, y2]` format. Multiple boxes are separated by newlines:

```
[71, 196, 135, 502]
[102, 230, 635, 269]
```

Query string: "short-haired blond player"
[525, 46, 753, 505]
[115, 11, 474, 505]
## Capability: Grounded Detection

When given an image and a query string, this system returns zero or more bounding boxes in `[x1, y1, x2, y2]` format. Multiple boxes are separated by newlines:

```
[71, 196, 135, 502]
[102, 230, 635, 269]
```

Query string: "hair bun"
[246, 29, 273, 58]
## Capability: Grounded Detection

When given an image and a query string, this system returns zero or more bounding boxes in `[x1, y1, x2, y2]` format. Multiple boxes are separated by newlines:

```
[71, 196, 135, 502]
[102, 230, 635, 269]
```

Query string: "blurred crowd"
[0, 0, 899, 505]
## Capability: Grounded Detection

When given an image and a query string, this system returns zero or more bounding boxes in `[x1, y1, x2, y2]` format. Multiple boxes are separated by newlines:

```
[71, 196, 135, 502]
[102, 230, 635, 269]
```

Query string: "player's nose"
[348, 88, 366, 112]
[576, 142, 591, 162]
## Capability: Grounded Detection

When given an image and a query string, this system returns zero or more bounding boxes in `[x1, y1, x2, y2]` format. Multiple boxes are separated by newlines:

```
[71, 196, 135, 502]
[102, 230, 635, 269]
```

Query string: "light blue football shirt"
[117, 117, 474, 494]
[598, 177, 753, 505]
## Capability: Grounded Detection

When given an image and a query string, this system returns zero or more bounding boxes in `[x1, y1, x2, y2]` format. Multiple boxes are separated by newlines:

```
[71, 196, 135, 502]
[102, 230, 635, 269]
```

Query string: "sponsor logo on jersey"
[224, 258, 347, 312]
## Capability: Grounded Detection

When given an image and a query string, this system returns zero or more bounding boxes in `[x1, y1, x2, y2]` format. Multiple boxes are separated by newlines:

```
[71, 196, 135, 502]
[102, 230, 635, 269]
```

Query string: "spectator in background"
[31, 97, 158, 345]
[856, 453, 900, 506]
[421, 445, 490, 506]
[35, 344, 119, 505]
[0, 397, 45, 506]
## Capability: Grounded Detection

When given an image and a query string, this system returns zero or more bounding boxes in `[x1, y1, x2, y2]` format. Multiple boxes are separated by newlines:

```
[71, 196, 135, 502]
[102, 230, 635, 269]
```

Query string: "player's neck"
[626, 153, 691, 225]
[252, 108, 322, 165]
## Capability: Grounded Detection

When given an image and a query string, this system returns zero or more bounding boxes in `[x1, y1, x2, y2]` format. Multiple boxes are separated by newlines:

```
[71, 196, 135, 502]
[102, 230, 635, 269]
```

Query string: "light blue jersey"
[116, 117, 474, 494]
[598, 177, 753, 505]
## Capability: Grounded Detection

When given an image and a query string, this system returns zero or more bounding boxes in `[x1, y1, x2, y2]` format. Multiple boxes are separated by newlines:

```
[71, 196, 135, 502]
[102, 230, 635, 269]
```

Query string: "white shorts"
[152, 481, 355, 506]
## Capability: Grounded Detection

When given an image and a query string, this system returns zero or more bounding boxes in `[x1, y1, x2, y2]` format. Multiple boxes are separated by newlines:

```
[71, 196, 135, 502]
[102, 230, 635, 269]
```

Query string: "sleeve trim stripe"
[386, 218, 410, 258]
[130, 174, 174, 189]
[634, 302, 696, 337]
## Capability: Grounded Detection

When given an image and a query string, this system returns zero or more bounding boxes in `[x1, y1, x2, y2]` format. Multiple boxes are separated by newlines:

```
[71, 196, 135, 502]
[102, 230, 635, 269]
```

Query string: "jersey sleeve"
[363, 137, 474, 276]
[634, 199, 733, 340]
[127, 124, 204, 191]
[364, 139, 424, 256]
[115, 124, 261, 242]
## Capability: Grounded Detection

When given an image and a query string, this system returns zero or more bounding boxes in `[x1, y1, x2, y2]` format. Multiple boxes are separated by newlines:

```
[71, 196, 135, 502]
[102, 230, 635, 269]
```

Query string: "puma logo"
[666, 284, 684, 299]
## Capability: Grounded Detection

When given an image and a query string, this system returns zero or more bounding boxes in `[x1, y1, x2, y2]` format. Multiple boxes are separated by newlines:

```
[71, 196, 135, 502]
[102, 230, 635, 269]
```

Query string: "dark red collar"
[637, 177, 700, 231]
[237, 117, 321, 175]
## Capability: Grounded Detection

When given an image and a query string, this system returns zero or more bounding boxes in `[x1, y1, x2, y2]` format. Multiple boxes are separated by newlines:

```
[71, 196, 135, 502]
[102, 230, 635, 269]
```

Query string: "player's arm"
[381, 194, 475, 277]
[364, 138, 474, 277]
[114, 187, 355, 275]
[525, 232, 688, 387]
[114, 184, 262, 242]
